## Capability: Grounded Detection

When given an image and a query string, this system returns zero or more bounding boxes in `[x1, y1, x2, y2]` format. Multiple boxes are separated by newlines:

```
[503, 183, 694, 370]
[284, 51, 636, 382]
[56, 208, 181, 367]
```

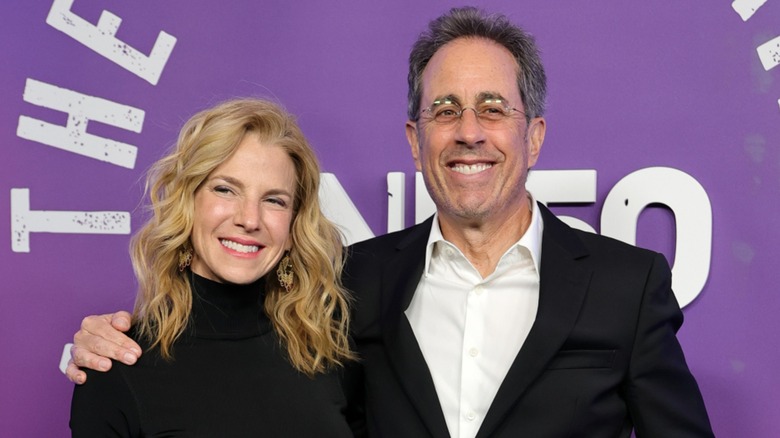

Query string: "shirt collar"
[423, 194, 544, 277]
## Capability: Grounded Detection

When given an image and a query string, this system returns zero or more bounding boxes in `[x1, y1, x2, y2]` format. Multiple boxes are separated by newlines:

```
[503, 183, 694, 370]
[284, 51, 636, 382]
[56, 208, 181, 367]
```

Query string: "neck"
[438, 196, 533, 278]
[189, 272, 270, 339]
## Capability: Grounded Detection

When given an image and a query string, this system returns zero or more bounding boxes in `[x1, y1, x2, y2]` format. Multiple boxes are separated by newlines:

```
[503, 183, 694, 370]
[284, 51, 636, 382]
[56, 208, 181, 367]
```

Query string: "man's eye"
[478, 105, 508, 121]
[436, 107, 459, 117]
[480, 105, 505, 114]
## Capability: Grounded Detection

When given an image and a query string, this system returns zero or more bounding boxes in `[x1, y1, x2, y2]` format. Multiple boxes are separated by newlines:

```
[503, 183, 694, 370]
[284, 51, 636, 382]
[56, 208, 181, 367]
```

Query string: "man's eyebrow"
[431, 94, 461, 105]
[430, 92, 509, 105]
[476, 91, 508, 102]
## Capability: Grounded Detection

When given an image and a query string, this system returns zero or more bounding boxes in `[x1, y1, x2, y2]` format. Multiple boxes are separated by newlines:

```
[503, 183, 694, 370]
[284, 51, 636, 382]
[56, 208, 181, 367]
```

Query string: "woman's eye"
[213, 185, 233, 194]
[266, 198, 287, 207]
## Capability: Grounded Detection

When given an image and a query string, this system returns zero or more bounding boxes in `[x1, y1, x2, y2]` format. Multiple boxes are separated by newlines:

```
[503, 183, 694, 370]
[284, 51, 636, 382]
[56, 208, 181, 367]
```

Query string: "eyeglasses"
[417, 97, 526, 128]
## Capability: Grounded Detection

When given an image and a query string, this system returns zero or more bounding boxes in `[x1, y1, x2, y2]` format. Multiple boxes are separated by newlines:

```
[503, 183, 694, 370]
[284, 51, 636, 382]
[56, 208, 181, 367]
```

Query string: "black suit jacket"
[342, 203, 713, 437]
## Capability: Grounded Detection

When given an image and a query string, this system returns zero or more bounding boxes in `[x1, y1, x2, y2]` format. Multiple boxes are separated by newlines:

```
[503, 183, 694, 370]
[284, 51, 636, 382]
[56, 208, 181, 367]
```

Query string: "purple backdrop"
[2, 1, 779, 436]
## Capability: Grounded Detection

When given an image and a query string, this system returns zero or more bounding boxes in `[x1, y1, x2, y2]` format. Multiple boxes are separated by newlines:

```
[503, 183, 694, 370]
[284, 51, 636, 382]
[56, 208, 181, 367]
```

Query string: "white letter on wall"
[46, 0, 177, 85]
[11, 188, 131, 253]
[17, 79, 143, 169]
[731, 0, 767, 21]
[320, 173, 374, 245]
[528, 169, 598, 233]
[756, 35, 780, 71]
[601, 167, 712, 307]
[387, 172, 406, 233]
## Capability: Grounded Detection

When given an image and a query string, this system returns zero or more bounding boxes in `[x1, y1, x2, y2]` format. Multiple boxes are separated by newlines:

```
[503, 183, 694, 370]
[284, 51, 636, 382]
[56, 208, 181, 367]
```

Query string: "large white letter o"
[601, 167, 712, 308]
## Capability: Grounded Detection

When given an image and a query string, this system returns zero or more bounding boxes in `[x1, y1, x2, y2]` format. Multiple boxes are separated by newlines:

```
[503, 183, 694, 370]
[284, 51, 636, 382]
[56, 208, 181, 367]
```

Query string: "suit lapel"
[477, 204, 593, 438]
[381, 218, 450, 438]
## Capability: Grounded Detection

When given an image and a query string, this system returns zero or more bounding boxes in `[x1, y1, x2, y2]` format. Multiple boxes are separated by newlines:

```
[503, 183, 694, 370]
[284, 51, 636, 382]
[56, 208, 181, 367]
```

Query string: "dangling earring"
[178, 245, 193, 272]
[277, 253, 294, 292]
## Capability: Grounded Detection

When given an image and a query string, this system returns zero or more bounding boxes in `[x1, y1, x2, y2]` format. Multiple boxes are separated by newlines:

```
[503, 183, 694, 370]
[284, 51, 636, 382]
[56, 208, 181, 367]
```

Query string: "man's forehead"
[420, 38, 521, 99]
[420, 69, 522, 104]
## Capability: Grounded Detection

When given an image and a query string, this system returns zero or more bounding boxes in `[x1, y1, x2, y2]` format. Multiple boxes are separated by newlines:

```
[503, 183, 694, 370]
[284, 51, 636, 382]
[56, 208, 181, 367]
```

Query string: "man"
[68, 7, 714, 437]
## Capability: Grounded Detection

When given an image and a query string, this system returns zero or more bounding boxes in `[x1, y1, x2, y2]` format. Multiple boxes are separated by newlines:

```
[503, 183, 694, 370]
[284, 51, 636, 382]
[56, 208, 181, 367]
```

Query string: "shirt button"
[466, 411, 476, 421]
[474, 285, 483, 295]
[468, 347, 479, 357]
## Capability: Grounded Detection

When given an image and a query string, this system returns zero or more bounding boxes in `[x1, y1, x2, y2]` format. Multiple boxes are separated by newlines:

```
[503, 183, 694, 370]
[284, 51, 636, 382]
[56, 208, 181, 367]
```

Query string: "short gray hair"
[407, 6, 547, 120]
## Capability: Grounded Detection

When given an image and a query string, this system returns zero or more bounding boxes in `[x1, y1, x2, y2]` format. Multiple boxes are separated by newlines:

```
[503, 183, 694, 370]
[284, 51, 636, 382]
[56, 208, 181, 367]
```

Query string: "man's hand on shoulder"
[66, 311, 142, 384]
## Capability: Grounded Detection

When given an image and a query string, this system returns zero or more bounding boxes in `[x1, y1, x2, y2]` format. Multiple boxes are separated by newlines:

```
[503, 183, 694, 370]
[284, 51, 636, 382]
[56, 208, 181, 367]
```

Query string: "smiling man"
[341, 6, 714, 438]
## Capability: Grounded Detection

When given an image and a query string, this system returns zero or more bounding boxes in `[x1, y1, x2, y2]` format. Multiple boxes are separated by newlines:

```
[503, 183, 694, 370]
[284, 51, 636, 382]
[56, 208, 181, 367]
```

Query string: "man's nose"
[455, 108, 487, 146]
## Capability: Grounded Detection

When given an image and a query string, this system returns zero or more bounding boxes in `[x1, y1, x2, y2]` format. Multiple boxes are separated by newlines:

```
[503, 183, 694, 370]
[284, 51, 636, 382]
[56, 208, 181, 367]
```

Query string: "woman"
[70, 98, 355, 436]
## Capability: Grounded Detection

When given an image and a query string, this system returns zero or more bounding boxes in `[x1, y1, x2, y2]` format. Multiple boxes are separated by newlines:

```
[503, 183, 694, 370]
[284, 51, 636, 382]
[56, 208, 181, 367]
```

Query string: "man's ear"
[526, 117, 546, 167]
[406, 120, 423, 171]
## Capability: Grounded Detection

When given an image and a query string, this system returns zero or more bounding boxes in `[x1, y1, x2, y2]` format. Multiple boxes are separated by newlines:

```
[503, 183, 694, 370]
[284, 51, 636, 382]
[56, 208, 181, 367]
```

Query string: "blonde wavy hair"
[130, 98, 353, 375]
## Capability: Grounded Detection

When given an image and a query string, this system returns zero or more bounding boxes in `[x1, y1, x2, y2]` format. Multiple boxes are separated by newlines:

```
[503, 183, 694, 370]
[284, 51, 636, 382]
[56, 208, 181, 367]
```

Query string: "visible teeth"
[451, 163, 492, 174]
[220, 239, 259, 253]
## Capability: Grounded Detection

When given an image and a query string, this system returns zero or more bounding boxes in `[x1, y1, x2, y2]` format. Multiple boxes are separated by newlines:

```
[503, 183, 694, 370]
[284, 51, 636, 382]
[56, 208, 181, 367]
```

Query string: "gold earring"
[178, 246, 193, 272]
[277, 254, 294, 292]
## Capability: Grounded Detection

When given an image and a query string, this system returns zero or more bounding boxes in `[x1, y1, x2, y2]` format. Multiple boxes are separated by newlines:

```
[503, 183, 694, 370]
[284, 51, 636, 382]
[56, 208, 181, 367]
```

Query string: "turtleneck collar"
[188, 271, 273, 340]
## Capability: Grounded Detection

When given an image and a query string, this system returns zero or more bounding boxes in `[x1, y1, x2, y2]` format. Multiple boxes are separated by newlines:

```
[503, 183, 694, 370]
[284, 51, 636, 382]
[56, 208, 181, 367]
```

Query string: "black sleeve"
[626, 253, 714, 437]
[69, 363, 140, 437]
[341, 355, 367, 438]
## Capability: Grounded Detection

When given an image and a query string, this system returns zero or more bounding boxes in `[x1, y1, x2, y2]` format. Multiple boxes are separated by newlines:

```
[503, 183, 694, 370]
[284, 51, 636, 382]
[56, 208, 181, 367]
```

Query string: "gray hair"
[407, 6, 547, 120]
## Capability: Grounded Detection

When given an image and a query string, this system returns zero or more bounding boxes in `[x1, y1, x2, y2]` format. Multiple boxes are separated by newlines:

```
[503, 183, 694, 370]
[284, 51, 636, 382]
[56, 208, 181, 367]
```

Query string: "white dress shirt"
[405, 200, 543, 438]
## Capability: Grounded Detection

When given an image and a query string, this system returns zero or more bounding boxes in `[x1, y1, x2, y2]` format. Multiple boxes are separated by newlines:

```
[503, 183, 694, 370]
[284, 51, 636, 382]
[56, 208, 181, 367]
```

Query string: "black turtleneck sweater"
[70, 273, 353, 437]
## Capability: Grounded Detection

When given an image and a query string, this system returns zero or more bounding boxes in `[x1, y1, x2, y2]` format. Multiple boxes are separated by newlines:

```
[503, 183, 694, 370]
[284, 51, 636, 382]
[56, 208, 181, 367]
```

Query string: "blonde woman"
[70, 98, 355, 437]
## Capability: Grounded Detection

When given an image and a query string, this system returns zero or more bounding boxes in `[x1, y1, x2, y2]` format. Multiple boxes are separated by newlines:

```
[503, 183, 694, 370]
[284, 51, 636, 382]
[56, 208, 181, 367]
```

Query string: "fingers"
[111, 310, 133, 331]
[72, 313, 142, 370]
[70, 338, 117, 371]
[65, 358, 87, 385]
